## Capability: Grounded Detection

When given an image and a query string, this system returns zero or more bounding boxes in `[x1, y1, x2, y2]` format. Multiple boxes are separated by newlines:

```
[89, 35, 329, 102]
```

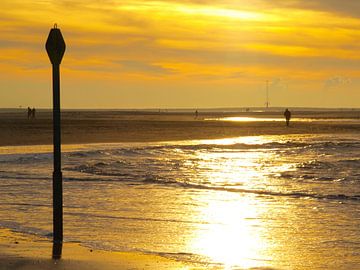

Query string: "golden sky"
[0, 0, 359, 108]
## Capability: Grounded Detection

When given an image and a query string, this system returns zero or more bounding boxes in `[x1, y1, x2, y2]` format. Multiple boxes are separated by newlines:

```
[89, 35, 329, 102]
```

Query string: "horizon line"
[1, 106, 360, 111]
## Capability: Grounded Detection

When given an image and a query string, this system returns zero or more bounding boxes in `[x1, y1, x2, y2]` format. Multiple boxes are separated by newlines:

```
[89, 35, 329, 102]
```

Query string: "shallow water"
[0, 134, 359, 269]
[205, 116, 360, 123]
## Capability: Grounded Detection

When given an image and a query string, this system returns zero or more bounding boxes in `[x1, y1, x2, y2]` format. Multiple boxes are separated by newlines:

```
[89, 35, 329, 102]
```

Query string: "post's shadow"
[52, 241, 62, 260]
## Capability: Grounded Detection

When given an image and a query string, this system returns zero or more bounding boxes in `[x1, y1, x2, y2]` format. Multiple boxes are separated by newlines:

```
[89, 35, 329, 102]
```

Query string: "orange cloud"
[0, 0, 359, 108]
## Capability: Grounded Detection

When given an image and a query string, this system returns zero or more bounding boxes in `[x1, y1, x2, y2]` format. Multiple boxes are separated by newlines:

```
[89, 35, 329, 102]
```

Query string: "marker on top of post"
[46, 24, 66, 65]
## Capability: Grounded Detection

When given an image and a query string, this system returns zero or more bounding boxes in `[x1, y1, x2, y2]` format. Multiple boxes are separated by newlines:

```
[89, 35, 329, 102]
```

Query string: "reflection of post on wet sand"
[52, 241, 62, 260]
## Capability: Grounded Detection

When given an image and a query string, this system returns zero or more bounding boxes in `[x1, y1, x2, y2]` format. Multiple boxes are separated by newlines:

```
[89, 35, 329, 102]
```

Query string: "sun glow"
[176, 5, 264, 21]
[118, 2, 265, 21]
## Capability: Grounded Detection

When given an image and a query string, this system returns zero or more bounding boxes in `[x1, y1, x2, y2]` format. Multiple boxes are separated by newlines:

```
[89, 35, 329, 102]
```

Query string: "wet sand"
[0, 228, 195, 270]
[1, 109, 359, 146]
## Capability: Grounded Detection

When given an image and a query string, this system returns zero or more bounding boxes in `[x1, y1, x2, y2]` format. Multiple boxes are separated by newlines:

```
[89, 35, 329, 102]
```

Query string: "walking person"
[284, 108, 291, 127]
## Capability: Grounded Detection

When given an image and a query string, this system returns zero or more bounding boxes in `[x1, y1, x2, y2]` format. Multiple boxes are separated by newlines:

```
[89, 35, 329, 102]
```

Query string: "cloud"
[324, 76, 352, 89]
[116, 60, 175, 75]
[270, 78, 288, 91]
[259, 0, 360, 18]
[125, 0, 360, 18]
[298, 0, 360, 18]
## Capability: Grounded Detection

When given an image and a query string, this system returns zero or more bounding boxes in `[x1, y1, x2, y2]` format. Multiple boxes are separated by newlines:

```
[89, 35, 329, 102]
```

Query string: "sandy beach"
[1, 109, 359, 146]
[0, 228, 197, 270]
[0, 110, 360, 270]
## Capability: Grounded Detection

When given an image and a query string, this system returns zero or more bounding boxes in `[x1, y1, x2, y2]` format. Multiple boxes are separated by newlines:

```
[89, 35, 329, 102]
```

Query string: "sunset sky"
[0, 0, 359, 108]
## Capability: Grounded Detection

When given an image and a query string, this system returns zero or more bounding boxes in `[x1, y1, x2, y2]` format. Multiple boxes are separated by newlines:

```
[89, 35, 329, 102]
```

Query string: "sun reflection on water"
[197, 135, 275, 146]
[185, 136, 282, 268]
[197, 151, 268, 187]
[193, 136, 295, 189]
[190, 192, 269, 269]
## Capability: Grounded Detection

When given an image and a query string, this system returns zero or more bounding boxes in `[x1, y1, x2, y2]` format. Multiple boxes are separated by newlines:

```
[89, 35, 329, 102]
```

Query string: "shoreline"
[0, 228, 198, 270]
[1, 111, 359, 147]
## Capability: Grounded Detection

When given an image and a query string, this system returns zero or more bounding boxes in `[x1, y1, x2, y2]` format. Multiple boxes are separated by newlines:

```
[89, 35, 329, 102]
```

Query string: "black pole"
[52, 63, 63, 243]
[46, 24, 66, 259]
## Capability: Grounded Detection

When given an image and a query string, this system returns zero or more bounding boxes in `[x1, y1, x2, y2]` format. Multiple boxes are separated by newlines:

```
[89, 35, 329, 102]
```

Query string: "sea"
[0, 130, 359, 269]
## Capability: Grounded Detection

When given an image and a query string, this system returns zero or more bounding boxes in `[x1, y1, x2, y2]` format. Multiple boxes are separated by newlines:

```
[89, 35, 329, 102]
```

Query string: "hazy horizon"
[0, 106, 360, 113]
[2, 106, 360, 111]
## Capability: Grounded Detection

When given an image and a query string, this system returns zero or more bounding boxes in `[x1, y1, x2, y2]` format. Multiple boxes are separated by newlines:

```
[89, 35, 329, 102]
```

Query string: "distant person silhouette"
[195, 110, 198, 119]
[27, 107, 31, 119]
[284, 108, 291, 126]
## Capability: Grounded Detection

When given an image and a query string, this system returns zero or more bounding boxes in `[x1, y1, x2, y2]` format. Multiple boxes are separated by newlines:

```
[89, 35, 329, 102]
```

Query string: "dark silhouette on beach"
[284, 108, 291, 126]
[27, 107, 31, 119]
[195, 110, 198, 119]
[27, 107, 36, 119]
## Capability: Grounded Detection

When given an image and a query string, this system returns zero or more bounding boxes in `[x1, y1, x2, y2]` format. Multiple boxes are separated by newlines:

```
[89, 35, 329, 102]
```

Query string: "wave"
[338, 158, 360, 164]
[0, 170, 50, 181]
[1, 139, 360, 165]
[280, 173, 349, 182]
[60, 169, 360, 202]
[283, 158, 360, 183]
[0, 153, 52, 164]
[296, 160, 335, 170]
[312, 141, 360, 149]
[0, 221, 52, 239]
[66, 212, 211, 225]
[141, 177, 360, 202]
[7, 141, 309, 162]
